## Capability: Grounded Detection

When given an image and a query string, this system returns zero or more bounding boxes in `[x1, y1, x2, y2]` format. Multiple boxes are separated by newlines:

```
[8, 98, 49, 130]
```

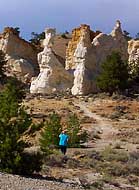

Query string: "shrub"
[67, 114, 88, 147]
[29, 32, 45, 46]
[61, 33, 68, 39]
[97, 52, 129, 95]
[18, 151, 43, 175]
[39, 112, 62, 154]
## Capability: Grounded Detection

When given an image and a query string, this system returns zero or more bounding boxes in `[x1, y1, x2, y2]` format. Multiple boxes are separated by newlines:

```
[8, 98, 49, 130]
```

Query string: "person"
[59, 130, 69, 155]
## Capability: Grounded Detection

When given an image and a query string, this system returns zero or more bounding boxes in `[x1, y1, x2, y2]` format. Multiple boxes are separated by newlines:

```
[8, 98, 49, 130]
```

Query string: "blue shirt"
[59, 133, 69, 146]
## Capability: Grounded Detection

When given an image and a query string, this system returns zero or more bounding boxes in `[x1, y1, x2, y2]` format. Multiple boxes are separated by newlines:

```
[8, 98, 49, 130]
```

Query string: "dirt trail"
[76, 102, 119, 151]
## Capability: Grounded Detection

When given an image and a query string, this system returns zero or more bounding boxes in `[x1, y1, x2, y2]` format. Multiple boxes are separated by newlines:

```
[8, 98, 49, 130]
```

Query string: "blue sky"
[0, 0, 139, 40]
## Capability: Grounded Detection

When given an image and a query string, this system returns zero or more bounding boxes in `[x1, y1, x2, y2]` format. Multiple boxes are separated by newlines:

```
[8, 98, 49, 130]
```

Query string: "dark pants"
[60, 145, 67, 155]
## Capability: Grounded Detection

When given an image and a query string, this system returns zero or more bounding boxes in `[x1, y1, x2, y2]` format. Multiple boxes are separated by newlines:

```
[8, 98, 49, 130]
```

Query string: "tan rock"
[0, 27, 38, 82]
[70, 20, 128, 95]
[65, 24, 101, 70]
[128, 39, 139, 76]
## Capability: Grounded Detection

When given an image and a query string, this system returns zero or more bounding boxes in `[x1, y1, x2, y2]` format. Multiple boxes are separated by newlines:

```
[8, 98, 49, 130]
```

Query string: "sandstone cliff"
[0, 27, 38, 82]
[67, 21, 128, 95]
[65, 24, 100, 70]
[128, 39, 139, 76]
[30, 28, 73, 94]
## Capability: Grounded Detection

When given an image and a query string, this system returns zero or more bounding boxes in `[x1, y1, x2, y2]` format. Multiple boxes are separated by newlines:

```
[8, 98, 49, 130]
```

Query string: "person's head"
[62, 129, 67, 134]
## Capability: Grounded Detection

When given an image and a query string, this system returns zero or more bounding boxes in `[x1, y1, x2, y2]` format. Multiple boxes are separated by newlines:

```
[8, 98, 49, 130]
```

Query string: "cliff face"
[65, 24, 101, 70]
[30, 28, 73, 94]
[128, 40, 139, 76]
[0, 27, 38, 82]
[0, 22, 134, 95]
[67, 21, 128, 95]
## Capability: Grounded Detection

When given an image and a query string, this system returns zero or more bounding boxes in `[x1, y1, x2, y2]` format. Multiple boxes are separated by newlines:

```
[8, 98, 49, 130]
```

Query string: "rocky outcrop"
[69, 21, 128, 95]
[0, 27, 38, 82]
[66, 24, 100, 70]
[30, 28, 73, 94]
[128, 40, 139, 76]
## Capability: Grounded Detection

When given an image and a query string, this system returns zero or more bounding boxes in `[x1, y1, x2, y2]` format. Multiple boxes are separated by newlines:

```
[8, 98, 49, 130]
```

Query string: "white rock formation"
[30, 28, 73, 94]
[70, 20, 128, 95]
[0, 27, 38, 82]
[128, 39, 139, 76]
[71, 32, 92, 95]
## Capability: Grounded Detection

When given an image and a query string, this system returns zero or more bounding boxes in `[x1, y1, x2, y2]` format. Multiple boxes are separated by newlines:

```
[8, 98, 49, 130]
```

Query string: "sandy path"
[76, 102, 119, 150]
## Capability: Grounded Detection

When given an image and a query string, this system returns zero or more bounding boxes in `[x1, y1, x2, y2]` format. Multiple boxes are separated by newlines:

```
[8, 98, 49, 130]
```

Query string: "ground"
[2, 94, 139, 190]
[0, 95, 139, 190]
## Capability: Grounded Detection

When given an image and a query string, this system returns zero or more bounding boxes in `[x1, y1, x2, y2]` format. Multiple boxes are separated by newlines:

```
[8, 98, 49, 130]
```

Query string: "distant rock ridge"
[0, 22, 136, 95]
[29, 20, 130, 95]
[0, 27, 39, 82]
[30, 28, 73, 94]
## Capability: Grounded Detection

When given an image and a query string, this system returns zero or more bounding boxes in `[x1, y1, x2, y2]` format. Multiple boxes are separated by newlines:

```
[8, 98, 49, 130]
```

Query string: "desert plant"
[123, 30, 132, 41]
[97, 52, 129, 95]
[39, 112, 62, 154]
[67, 114, 88, 147]
[29, 31, 45, 46]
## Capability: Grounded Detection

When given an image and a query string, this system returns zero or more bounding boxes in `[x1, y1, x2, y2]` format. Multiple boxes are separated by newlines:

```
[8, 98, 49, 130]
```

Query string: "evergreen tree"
[67, 114, 88, 147]
[97, 52, 129, 95]
[123, 30, 132, 41]
[29, 32, 45, 46]
[0, 79, 32, 173]
[39, 112, 62, 153]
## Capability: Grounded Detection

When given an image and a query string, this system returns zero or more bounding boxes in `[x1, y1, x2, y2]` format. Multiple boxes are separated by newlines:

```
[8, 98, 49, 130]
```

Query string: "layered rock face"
[67, 21, 128, 95]
[30, 29, 73, 94]
[128, 40, 139, 76]
[65, 24, 100, 70]
[0, 27, 38, 82]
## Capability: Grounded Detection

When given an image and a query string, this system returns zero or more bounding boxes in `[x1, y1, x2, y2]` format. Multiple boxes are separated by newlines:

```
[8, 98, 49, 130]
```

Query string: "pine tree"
[39, 112, 62, 153]
[67, 114, 88, 147]
[0, 79, 32, 173]
[97, 52, 129, 95]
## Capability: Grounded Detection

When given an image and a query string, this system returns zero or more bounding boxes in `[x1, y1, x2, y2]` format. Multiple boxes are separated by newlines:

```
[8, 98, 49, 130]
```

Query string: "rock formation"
[0, 27, 38, 82]
[66, 24, 100, 70]
[30, 28, 73, 94]
[128, 40, 139, 76]
[66, 21, 128, 95]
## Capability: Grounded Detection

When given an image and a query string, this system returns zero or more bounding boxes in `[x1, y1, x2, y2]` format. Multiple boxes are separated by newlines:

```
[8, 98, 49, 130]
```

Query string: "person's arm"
[67, 135, 69, 142]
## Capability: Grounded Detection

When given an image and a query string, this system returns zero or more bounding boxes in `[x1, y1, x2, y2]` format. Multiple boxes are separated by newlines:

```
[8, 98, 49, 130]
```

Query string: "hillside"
[17, 94, 139, 190]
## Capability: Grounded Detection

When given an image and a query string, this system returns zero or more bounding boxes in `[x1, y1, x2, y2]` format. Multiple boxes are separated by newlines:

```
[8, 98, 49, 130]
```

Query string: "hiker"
[59, 130, 69, 155]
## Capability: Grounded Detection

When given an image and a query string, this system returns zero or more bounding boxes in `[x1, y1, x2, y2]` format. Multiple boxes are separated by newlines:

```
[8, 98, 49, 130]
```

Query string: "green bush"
[39, 113, 88, 154]
[19, 151, 43, 175]
[29, 32, 45, 46]
[67, 114, 88, 147]
[39, 112, 62, 154]
[97, 52, 129, 95]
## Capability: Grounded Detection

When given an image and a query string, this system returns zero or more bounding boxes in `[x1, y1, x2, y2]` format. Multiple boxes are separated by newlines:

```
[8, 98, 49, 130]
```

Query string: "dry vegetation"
[22, 94, 139, 190]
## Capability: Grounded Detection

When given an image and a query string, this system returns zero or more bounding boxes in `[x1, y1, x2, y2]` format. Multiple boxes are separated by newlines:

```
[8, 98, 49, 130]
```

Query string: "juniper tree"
[97, 52, 129, 95]
[0, 78, 32, 173]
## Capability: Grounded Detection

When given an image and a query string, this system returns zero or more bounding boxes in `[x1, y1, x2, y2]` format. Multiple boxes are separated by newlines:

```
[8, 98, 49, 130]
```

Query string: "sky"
[0, 0, 139, 40]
